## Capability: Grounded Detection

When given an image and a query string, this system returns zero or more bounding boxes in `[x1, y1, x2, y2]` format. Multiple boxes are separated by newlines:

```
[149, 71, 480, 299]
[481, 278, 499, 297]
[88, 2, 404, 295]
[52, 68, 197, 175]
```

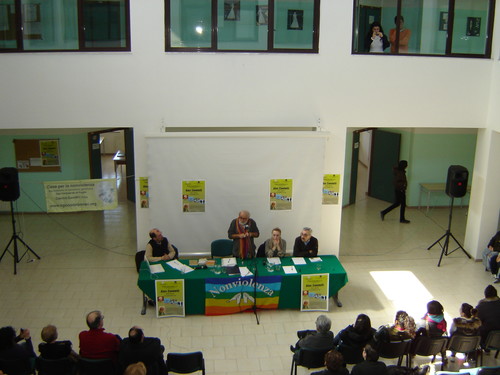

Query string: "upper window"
[0, 0, 130, 52]
[165, 0, 320, 53]
[352, 0, 495, 58]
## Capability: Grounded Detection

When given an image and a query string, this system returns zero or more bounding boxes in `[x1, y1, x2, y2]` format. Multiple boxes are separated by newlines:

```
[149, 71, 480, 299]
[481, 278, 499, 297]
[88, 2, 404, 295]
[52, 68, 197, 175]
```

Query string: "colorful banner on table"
[43, 179, 118, 212]
[300, 274, 329, 311]
[322, 174, 340, 205]
[139, 177, 149, 208]
[205, 275, 282, 315]
[155, 279, 185, 318]
[182, 180, 205, 212]
[40, 139, 60, 166]
[269, 179, 293, 210]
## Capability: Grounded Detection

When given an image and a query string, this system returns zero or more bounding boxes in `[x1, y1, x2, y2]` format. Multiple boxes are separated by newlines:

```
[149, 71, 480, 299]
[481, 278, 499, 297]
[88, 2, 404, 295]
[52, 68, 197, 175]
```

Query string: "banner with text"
[155, 279, 185, 318]
[205, 275, 282, 316]
[182, 180, 205, 212]
[43, 179, 118, 212]
[269, 179, 293, 210]
[301, 274, 329, 312]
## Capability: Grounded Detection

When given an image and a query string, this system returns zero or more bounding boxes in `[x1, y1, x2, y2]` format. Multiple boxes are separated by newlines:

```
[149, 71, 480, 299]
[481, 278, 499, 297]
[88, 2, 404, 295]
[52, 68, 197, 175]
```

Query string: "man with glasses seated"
[228, 210, 260, 259]
[293, 227, 318, 257]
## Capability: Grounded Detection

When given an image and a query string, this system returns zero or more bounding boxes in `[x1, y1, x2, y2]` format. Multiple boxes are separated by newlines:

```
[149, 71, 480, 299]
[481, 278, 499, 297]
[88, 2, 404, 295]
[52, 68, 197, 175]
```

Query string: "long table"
[418, 182, 471, 215]
[137, 255, 348, 315]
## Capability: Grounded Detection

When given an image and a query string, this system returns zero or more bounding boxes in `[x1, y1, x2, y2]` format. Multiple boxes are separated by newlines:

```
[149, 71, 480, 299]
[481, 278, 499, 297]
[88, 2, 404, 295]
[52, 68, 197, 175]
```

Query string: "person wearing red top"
[79, 310, 120, 361]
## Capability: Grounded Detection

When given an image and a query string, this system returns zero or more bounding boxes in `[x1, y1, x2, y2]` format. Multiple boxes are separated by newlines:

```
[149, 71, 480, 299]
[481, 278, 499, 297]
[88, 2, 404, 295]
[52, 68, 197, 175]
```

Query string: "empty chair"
[377, 339, 412, 367]
[410, 336, 448, 370]
[36, 356, 76, 375]
[484, 330, 500, 359]
[166, 351, 205, 375]
[0, 357, 34, 375]
[77, 357, 117, 375]
[210, 239, 233, 258]
[446, 335, 481, 366]
[290, 347, 330, 375]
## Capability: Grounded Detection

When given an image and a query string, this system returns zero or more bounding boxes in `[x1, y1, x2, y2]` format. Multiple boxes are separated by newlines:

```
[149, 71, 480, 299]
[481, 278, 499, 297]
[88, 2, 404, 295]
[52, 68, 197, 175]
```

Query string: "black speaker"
[446, 165, 468, 198]
[0, 167, 20, 202]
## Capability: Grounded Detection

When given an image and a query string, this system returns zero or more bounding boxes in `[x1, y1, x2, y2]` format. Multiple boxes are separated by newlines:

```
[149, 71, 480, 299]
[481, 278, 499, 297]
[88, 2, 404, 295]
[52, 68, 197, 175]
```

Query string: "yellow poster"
[40, 139, 60, 166]
[182, 180, 205, 213]
[139, 177, 149, 208]
[269, 179, 293, 210]
[43, 179, 118, 212]
[301, 274, 329, 312]
[155, 280, 185, 318]
[322, 174, 340, 205]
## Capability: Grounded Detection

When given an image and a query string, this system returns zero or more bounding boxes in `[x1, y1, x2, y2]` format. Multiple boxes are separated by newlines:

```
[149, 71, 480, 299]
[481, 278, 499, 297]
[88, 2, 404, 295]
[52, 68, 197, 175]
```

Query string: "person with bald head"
[79, 310, 120, 361]
[146, 228, 177, 262]
[228, 210, 260, 258]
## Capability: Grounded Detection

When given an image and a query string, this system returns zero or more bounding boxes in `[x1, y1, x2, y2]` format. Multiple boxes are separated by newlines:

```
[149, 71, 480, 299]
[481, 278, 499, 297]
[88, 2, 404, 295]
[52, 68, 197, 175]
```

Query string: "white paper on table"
[149, 264, 164, 273]
[292, 257, 307, 265]
[167, 259, 194, 274]
[282, 265, 298, 274]
[239, 267, 253, 276]
[309, 257, 322, 263]
[267, 257, 281, 265]
[222, 258, 237, 266]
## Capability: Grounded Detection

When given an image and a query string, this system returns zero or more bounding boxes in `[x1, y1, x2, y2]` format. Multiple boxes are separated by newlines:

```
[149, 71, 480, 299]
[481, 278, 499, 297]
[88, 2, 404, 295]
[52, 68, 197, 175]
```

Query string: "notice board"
[13, 139, 61, 172]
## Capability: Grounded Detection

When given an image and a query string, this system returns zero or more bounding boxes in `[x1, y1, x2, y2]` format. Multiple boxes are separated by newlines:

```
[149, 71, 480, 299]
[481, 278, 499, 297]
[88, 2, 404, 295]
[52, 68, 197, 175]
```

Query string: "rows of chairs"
[291, 330, 500, 375]
[0, 351, 205, 375]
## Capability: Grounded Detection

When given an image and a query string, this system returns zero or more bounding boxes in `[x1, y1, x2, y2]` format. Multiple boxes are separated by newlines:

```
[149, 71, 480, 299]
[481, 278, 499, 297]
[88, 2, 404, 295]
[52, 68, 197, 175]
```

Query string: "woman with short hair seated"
[38, 324, 79, 361]
[351, 344, 387, 375]
[311, 349, 349, 375]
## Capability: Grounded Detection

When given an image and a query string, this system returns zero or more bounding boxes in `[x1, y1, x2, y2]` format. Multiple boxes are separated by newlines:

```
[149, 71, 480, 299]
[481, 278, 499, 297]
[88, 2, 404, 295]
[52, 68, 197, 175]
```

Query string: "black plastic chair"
[377, 339, 412, 367]
[256, 243, 266, 257]
[481, 330, 500, 365]
[410, 336, 448, 370]
[136, 250, 146, 272]
[447, 334, 481, 366]
[210, 239, 233, 258]
[36, 356, 76, 375]
[290, 348, 330, 375]
[77, 357, 117, 375]
[166, 351, 205, 374]
[0, 357, 34, 375]
[478, 367, 500, 375]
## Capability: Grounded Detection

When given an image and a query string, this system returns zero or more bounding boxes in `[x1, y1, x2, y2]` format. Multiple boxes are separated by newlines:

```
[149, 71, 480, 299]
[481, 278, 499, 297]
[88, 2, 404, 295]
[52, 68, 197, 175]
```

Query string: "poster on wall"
[269, 179, 293, 210]
[322, 174, 340, 205]
[43, 179, 118, 212]
[182, 180, 205, 212]
[40, 140, 60, 166]
[139, 177, 149, 208]
[155, 280, 185, 318]
[300, 274, 329, 312]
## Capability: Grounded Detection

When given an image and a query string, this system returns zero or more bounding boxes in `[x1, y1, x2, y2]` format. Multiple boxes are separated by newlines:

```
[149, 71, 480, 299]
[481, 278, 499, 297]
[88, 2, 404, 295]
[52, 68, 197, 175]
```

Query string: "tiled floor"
[0, 159, 498, 374]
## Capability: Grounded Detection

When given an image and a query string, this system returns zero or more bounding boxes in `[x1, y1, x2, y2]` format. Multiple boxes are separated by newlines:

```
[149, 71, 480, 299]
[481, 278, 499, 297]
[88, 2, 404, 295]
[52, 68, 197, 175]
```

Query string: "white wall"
[0, 1, 498, 254]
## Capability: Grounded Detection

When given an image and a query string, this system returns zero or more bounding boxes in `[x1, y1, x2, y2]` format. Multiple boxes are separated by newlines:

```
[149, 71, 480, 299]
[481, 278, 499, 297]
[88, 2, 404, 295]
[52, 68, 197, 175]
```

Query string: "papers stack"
[292, 257, 307, 265]
[167, 260, 194, 274]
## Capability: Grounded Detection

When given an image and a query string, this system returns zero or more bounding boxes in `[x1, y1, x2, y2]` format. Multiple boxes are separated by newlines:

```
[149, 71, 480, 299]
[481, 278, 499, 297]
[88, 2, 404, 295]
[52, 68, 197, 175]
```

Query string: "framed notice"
[300, 274, 329, 312]
[155, 280, 185, 318]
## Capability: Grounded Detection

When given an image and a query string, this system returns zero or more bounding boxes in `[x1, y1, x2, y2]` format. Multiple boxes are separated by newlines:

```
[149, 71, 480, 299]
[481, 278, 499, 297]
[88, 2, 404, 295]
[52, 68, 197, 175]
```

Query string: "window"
[165, 0, 320, 53]
[0, 0, 130, 52]
[352, 0, 494, 58]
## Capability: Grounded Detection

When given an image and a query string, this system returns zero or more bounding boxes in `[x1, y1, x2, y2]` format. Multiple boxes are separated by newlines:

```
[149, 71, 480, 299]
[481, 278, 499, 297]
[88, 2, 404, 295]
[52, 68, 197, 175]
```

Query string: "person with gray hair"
[293, 227, 319, 257]
[78, 310, 120, 361]
[228, 210, 260, 258]
[291, 315, 335, 356]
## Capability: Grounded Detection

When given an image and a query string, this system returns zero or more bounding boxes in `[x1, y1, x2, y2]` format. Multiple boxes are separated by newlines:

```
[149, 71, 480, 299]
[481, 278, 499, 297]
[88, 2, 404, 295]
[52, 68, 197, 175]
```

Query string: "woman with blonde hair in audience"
[124, 361, 147, 375]
[39, 324, 79, 361]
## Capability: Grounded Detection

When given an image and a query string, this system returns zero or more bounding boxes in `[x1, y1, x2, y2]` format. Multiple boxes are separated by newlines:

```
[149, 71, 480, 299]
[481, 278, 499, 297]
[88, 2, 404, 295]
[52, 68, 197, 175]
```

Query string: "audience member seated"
[264, 227, 287, 258]
[146, 228, 177, 262]
[124, 361, 147, 375]
[350, 343, 388, 375]
[293, 227, 318, 257]
[449, 303, 481, 337]
[416, 300, 447, 337]
[0, 326, 36, 371]
[375, 311, 416, 344]
[476, 285, 500, 345]
[119, 326, 167, 375]
[482, 230, 500, 283]
[333, 314, 375, 363]
[311, 349, 349, 375]
[39, 324, 78, 361]
[79, 310, 121, 361]
[291, 315, 335, 357]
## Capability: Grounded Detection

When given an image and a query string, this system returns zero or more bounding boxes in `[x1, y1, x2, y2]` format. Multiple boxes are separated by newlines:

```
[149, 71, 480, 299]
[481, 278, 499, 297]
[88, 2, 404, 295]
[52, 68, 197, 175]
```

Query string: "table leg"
[141, 293, 147, 315]
[333, 292, 342, 307]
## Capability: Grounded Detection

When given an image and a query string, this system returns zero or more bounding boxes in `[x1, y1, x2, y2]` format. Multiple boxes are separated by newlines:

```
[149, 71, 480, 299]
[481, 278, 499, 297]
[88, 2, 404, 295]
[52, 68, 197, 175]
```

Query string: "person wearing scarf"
[417, 300, 447, 337]
[227, 210, 260, 259]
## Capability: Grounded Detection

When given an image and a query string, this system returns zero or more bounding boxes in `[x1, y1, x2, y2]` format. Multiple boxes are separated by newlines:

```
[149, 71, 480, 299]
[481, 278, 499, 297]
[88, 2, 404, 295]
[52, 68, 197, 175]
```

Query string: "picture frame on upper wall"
[466, 17, 481, 37]
[256, 5, 268, 26]
[224, 0, 240, 21]
[439, 12, 448, 31]
[287, 9, 303, 30]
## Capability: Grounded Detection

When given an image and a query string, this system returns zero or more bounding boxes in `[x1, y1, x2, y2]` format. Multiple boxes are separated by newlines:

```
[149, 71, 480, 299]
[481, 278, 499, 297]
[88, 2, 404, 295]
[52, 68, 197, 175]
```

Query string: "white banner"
[44, 179, 118, 212]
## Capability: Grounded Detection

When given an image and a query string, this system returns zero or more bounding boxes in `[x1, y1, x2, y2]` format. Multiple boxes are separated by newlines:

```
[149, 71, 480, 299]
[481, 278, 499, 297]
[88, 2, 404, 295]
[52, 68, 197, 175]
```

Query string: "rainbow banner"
[205, 275, 282, 316]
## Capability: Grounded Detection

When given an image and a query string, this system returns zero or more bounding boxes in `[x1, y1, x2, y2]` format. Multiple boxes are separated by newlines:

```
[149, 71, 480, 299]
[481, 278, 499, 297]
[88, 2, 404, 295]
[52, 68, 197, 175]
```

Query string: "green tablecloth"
[137, 255, 348, 315]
